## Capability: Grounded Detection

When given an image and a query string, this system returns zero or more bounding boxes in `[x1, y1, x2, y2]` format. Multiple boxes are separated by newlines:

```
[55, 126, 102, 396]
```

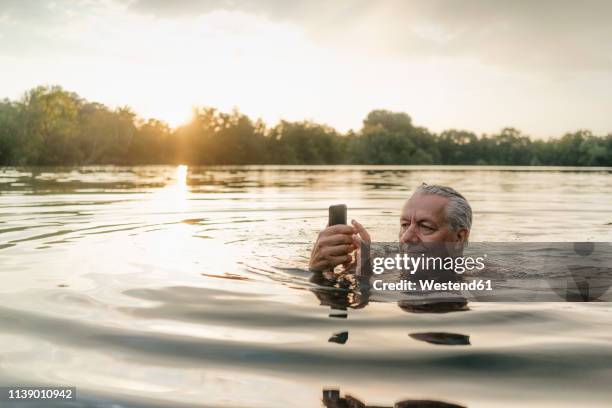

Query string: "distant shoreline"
[2, 164, 611, 172]
[1, 86, 611, 167]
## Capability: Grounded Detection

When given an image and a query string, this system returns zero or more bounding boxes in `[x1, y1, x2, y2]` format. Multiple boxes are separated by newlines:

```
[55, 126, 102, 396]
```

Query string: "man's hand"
[309, 224, 357, 272]
[350, 220, 371, 277]
[309, 219, 371, 272]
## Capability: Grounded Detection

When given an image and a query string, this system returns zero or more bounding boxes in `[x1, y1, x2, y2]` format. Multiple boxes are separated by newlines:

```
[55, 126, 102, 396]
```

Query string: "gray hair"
[415, 183, 472, 231]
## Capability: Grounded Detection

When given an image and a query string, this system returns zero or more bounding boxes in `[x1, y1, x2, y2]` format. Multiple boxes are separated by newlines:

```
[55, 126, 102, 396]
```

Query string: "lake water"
[1, 165, 611, 407]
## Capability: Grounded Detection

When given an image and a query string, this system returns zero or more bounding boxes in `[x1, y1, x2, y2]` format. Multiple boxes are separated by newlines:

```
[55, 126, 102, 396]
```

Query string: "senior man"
[309, 184, 472, 272]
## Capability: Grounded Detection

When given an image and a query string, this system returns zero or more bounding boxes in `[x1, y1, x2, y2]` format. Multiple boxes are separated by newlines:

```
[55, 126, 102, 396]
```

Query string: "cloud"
[3, 0, 611, 73]
[0, 0, 115, 58]
[1, 0, 611, 136]
[127, 0, 612, 73]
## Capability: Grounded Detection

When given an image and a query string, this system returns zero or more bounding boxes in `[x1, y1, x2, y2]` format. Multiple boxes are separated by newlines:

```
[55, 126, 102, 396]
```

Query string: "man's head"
[399, 184, 472, 244]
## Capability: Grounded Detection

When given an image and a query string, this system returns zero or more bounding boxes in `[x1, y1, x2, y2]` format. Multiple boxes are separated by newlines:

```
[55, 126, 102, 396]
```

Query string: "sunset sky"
[1, 0, 611, 137]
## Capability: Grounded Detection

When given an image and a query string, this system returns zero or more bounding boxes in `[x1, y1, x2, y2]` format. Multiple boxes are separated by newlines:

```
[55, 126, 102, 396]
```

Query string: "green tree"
[438, 130, 479, 164]
[16, 86, 81, 165]
[267, 120, 343, 164]
[127, 119, 172, 164]
[0, 85, 611, 167]
[0, 99, 19, 165]
[78, 103, 136, 164]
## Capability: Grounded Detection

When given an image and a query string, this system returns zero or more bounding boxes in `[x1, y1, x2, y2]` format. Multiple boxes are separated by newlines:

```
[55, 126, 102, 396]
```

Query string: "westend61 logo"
[356, 242, 612, 302]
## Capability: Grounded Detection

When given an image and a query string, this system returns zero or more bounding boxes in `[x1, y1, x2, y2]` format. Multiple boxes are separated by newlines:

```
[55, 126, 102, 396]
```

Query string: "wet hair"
[415, 183, 472, 232]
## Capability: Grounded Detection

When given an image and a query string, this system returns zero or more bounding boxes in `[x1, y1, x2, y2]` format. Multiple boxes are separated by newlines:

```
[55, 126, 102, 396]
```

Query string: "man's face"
[399, 192, 466, 244]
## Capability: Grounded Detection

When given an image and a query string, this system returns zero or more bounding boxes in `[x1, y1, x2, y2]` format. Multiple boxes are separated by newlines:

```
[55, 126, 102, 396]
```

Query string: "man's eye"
[420, 224, 434, 231]
[401, 223, 409, 228]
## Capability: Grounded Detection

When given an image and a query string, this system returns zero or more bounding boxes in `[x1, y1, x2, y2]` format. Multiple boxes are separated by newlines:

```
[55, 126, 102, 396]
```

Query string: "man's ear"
[457, 228, 469, 243]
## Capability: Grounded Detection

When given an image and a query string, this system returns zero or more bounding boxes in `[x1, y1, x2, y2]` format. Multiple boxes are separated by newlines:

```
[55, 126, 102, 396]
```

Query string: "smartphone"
[328, 204, 347, 226]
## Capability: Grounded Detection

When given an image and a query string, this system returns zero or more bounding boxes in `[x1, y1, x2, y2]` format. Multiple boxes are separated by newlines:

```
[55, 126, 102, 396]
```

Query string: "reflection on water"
[328, 331, 349, 345]
[409, 332, 471, 346]
[323, 389, 467, 408]
[398, 299, 470, 314]
[1, 165, 611, 407]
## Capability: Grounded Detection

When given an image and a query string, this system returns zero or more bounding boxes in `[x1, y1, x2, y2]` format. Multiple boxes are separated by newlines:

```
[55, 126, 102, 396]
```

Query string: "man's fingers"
[319, 233, 355, 247]
[326, 254, 351, 268]
[323, 224, 355, 235]
[341, 253, 354, 268]
[351, 219, 371, 243]
[310, 221, 365, 271]
[321, 244, 354, 257]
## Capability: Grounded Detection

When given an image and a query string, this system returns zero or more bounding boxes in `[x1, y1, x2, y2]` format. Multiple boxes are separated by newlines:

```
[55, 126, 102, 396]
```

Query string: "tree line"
[1, 85, 611, 166]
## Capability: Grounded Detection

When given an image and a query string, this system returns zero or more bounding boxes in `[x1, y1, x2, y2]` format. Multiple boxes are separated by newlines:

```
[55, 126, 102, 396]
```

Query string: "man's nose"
[400, 224, 421, 244]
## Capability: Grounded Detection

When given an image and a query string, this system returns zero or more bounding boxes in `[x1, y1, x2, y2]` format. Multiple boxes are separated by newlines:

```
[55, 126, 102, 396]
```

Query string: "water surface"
[1, 165, 611, 407]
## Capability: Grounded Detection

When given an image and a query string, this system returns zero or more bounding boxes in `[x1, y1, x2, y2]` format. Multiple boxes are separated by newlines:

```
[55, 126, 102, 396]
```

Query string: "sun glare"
[176, 165, 188, 188]
[145, 101, 194, 129]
